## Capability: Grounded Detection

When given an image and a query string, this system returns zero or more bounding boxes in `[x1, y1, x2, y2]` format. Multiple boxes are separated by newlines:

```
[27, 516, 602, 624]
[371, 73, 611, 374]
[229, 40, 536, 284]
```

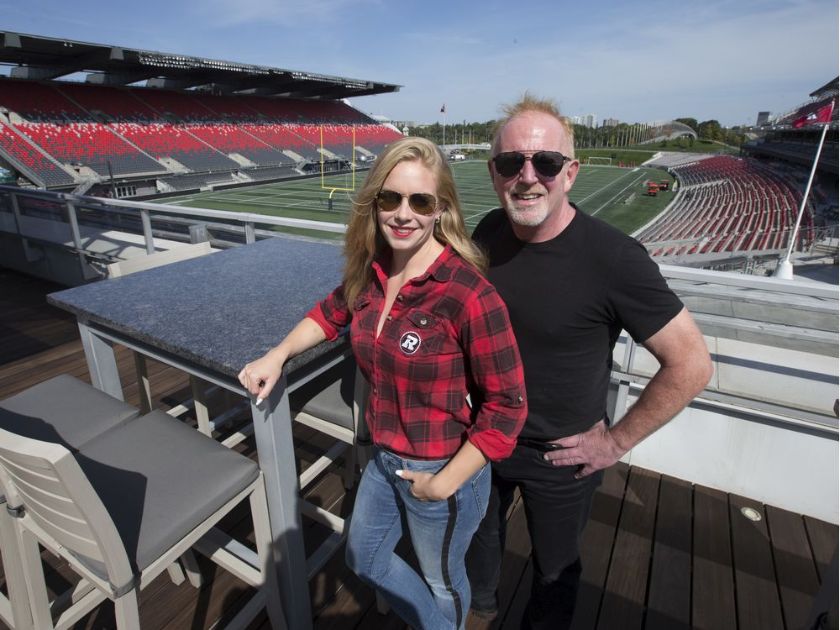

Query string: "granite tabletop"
[48, 236, 349, 380]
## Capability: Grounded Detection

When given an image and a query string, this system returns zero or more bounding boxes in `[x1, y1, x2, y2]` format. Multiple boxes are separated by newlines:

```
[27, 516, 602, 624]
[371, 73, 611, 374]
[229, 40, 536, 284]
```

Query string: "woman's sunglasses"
[376, 189, 438, 216]
[491, 151, 570, 178]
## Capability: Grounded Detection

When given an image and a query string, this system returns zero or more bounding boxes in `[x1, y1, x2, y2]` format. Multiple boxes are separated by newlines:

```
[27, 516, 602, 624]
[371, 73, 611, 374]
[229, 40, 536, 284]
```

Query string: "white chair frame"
[0, 427, 286, 630]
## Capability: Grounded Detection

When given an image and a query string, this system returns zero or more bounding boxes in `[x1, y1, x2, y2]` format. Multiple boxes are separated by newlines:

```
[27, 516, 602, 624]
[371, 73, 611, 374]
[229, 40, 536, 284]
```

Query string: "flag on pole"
[440, 104, 446, 114]
[792, 100, 834, 128]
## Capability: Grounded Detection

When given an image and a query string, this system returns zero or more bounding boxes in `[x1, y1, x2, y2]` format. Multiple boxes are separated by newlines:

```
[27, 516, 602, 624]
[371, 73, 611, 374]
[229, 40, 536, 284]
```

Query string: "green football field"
[163, 161, 674, 238]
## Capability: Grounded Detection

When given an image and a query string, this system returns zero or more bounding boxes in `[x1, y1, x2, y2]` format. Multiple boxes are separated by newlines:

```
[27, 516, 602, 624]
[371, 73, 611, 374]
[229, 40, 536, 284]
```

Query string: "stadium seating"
[16, 121, 165, 176]
[56, 83, 160, 120]
[0, 81, 165, 177]
[353, 124, 403, 154]
[244, 96, 371, 123]
[0, 79, 402, 191]
[113, 121, 244, 171]
[0, 124, 76, 187]
[186, 124, 295, 166]
[637, 156, 813, 258]
[239, 123, 320, 161]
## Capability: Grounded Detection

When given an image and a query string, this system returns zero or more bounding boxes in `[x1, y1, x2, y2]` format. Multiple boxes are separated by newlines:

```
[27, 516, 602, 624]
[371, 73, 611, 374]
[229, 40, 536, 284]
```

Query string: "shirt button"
[387, 315, 393, 321]
[419, 317, 428, 325]
[396, 294, 404, 302]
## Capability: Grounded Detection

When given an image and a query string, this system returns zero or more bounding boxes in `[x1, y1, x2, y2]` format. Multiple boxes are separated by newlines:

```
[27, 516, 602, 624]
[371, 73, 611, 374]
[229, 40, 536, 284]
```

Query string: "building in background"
[571, 114, 597, 128]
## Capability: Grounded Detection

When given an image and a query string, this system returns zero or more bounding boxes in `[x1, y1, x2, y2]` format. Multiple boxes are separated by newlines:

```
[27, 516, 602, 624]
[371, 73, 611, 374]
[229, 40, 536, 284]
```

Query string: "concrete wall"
[613, 335, 839, 523]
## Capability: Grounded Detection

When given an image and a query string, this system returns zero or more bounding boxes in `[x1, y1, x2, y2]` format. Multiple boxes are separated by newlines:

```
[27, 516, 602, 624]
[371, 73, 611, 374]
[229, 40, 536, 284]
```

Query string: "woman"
[238, 137, 526, 630]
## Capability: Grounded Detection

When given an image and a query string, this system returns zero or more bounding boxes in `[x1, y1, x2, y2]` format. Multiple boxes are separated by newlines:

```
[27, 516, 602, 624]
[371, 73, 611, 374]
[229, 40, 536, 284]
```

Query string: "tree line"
[400, 117, 745, 150]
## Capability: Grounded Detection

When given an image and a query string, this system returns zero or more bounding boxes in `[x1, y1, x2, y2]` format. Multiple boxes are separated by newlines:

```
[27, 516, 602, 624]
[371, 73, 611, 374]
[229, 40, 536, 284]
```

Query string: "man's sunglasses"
[375, 189, 438, 216]
[491, 151, 571, 178]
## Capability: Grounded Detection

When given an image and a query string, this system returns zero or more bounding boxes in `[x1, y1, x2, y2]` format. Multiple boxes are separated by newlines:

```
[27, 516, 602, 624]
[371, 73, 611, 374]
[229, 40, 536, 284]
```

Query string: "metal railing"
[0, 185, 347, 259]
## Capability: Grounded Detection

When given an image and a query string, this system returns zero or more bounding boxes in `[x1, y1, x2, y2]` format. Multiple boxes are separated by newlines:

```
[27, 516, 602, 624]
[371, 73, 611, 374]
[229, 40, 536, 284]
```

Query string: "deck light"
[740, 507, 762, 522]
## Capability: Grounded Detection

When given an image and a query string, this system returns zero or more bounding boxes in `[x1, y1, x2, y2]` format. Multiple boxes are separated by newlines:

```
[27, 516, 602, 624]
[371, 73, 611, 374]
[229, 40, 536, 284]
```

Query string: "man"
[465, 95, 713, 629]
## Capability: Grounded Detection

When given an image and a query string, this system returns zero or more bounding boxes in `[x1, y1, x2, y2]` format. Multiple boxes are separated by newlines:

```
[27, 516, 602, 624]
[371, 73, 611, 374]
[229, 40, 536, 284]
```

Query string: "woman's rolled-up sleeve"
[462, 286, 527, 461]
[305, 284, 351, 341]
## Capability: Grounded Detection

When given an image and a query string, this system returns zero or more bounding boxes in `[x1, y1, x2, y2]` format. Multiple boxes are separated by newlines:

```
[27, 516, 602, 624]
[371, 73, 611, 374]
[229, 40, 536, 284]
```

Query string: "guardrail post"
[189, 223, 209, 244]
[9, 192, 38, 262]
[64, 200, 89, 276]
[64, 201, 83, 250]
[613, 338, 636, 424]
[140, 208, 155, 254]
[244, 221, 256, 244]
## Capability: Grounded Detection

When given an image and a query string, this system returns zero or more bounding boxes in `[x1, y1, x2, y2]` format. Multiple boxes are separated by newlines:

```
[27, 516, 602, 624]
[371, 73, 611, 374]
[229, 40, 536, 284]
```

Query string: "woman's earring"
[435, 217, 441, 224]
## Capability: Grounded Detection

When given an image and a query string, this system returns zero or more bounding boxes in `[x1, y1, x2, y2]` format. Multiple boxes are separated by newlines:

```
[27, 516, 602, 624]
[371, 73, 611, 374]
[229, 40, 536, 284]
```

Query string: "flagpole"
[775, 99, 835, 280]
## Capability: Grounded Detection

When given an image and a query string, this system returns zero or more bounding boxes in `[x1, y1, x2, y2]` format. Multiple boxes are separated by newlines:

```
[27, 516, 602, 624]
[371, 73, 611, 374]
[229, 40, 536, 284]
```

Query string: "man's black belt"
[516, 437, 562, 452]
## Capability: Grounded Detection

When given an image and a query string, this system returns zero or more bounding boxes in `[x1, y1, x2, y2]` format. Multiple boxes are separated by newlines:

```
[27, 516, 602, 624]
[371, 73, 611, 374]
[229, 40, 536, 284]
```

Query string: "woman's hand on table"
[238, 349, 286, 404]
[237, 317, 327, 405]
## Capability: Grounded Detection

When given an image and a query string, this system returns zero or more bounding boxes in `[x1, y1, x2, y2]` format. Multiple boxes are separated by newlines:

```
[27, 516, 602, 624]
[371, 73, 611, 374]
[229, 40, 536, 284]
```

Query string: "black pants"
[465, 444, 602, 630]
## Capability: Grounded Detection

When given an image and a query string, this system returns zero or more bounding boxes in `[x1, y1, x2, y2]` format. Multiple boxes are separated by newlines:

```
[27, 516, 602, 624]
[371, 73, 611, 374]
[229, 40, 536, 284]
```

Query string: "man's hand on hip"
[544, 420, 625, 478]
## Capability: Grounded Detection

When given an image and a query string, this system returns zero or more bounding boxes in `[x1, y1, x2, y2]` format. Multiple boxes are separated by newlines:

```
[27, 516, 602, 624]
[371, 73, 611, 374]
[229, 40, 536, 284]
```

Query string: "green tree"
[698, 120, 723, 142]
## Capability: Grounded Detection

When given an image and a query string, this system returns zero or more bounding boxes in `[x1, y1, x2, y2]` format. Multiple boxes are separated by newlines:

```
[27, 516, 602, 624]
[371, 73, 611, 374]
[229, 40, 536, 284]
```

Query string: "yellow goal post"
[320, 125, 357, 193]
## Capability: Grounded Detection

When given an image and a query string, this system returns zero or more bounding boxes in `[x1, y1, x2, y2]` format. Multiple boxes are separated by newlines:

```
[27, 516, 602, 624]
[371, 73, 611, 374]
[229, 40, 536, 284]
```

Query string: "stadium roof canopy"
[0, 31, 401, 99]
[810, 77, 838, 98]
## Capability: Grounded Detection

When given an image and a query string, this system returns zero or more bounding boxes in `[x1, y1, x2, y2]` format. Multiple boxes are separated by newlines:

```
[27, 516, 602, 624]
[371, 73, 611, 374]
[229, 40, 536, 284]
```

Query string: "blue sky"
[2, 0, 837, 126]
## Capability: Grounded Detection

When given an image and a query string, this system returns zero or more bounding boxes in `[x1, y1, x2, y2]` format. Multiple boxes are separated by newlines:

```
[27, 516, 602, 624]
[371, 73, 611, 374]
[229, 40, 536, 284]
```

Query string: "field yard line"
[463, 205, 498, 223]
[590, 172, 649, 216]
[577, 169, 641, 205]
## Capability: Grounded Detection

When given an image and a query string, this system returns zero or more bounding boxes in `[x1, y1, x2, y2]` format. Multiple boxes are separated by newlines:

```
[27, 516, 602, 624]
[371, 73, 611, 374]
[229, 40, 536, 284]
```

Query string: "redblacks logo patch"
[399, 331, 421, 355]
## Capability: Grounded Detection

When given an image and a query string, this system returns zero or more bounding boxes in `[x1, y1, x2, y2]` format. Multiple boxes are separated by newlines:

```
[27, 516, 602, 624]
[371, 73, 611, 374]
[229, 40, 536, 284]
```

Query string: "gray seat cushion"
[0, 375, 139, 450]
[289, 356, 356, 431]
[76, 410, 259, 573]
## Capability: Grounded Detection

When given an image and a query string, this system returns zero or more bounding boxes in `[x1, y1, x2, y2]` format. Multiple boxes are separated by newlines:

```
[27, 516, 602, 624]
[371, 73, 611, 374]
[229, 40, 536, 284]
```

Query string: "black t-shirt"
[472, 206, 684, 440]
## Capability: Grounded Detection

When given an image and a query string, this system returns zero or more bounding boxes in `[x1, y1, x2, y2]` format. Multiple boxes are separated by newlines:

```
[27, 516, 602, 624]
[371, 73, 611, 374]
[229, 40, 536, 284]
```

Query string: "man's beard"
[506, 204, 549, 227]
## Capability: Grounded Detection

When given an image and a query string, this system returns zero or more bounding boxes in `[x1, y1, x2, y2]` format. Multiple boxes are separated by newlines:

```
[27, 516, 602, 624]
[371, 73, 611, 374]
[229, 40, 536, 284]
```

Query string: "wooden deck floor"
[1, 267, 837, 630]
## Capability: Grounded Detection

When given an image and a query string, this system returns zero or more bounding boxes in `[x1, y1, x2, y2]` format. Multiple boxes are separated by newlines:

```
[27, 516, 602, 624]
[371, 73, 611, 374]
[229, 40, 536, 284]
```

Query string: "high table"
[49, 236, 347, 630]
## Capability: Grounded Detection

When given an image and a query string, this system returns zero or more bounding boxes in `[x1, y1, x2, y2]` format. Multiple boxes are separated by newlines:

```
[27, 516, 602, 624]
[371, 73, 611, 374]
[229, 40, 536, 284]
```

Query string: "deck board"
[805, 515, 839, 581]
[645, 475, 692, 630]
[766, 505, 822, 629]
[0, 268, 837, 630]
[692, 482, 737, 629]
[596, 467, 659, 630]
[570, 464, 627, 630]
[730, 494, 785, 630]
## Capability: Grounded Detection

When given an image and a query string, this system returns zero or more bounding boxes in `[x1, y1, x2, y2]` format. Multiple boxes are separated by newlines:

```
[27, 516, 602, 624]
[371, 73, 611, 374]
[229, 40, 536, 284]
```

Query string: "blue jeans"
[346, 448, 490, 630]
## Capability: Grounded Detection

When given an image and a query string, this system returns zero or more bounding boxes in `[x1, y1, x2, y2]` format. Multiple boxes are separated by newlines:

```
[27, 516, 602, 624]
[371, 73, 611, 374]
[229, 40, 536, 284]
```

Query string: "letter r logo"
[399, 331, 421, 355]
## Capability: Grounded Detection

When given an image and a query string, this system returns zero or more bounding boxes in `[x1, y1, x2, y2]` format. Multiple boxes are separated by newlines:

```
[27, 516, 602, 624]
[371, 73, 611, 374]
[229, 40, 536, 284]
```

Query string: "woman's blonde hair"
[342, 136, 486, 306]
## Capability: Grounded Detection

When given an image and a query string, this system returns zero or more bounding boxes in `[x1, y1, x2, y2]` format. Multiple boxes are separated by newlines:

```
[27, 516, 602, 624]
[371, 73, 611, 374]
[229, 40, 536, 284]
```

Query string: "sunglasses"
[375, 189, 438, 216]
[492, 151, 570, 178]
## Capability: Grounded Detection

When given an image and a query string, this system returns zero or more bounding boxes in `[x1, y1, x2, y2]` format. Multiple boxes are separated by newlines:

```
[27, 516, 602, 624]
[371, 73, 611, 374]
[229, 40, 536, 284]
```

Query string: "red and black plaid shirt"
[307, 246, 526, 461]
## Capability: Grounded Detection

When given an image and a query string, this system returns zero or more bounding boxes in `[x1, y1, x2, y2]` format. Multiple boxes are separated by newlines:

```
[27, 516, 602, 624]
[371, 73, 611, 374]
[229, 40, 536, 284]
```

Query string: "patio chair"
[287, 351, 371, 577]
[0, 375, 141, 629]
[0, 409, 286, 630]
[290, 351, 370, 491]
